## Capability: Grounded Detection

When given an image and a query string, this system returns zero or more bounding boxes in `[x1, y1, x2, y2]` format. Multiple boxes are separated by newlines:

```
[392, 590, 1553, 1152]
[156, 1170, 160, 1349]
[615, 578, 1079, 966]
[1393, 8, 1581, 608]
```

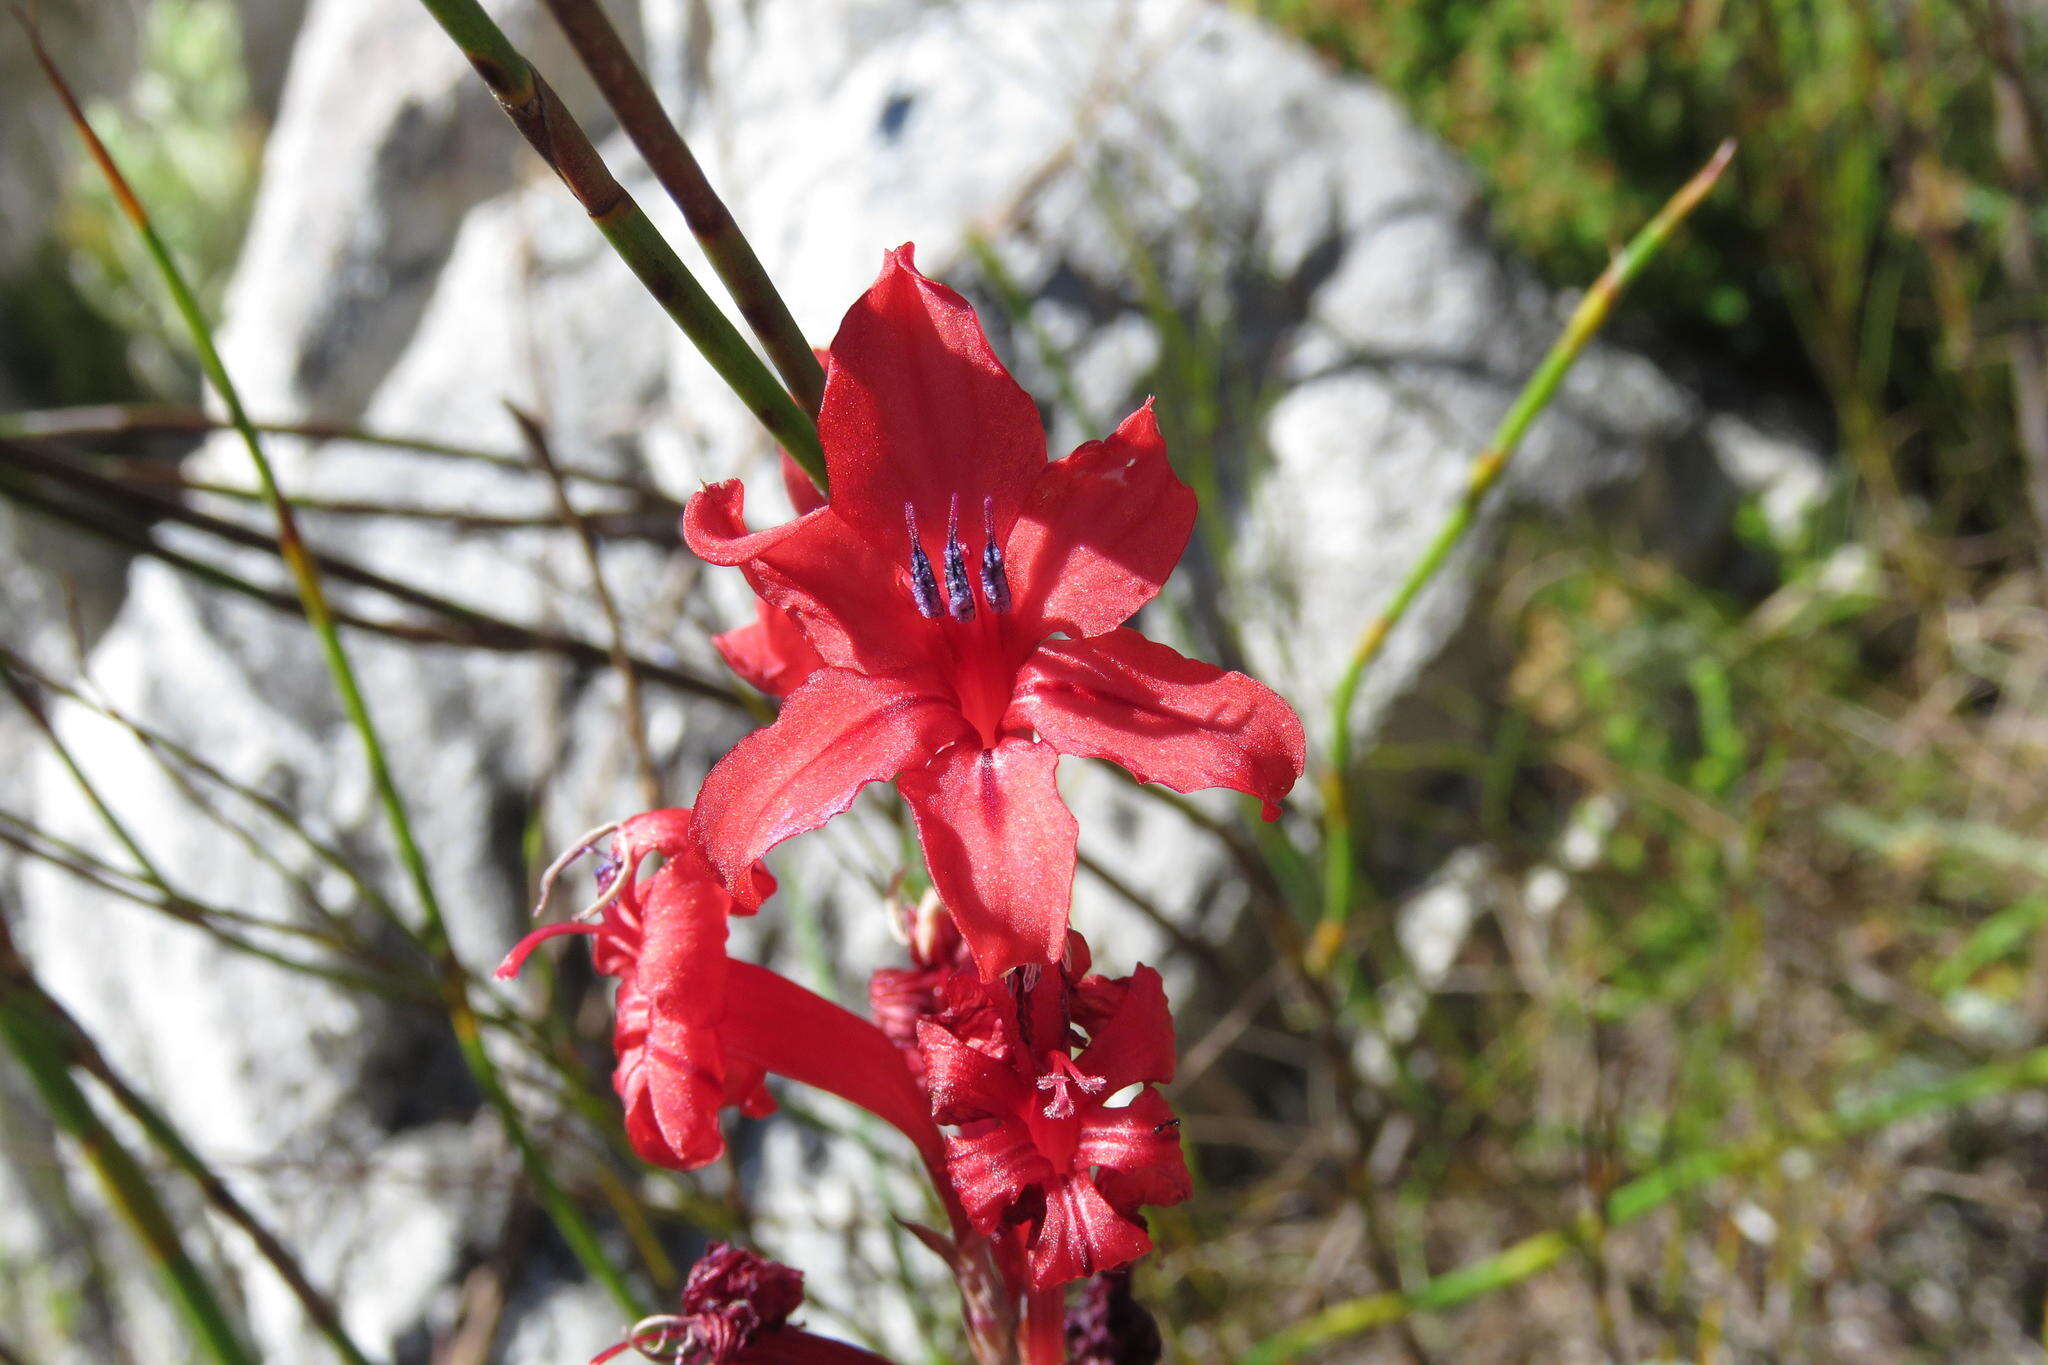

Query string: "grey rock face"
[5, 1, 1764, 1360]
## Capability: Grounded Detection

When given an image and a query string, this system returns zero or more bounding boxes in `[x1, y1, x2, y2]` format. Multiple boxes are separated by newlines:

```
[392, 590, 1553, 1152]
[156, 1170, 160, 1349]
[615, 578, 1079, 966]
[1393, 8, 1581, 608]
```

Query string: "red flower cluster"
[685, 245, 1304, 978]
[506, 247, 1304, 1364]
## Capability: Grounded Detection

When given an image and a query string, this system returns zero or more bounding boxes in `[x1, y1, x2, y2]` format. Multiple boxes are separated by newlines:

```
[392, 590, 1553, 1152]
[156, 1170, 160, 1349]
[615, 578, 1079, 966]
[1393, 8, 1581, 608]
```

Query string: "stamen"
[530, 819, 622, 918]
[979, 496, 1012, 614]
[903, 503, 942, 619]
[943, 493, 975, 621]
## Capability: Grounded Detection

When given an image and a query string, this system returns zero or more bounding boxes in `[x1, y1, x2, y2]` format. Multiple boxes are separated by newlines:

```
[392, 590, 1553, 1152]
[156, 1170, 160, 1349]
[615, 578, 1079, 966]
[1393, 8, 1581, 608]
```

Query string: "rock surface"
[5, 1, 1765, 1359]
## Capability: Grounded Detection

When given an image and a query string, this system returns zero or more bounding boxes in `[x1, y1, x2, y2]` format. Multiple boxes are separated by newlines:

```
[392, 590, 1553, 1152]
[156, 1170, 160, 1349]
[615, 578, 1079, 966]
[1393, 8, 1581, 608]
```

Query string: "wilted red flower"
[685, 245, 1305, 977]
[917, 962, 1190, 1290]
[498, 809, 943, 1179]
[590, 1242, 893, 1364]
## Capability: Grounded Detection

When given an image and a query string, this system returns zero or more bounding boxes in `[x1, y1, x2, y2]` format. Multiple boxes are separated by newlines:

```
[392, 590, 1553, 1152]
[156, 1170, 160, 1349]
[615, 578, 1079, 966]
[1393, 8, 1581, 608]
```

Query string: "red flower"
[684, 246, 1305, 976]
[590, 1242, 894, 1364]
[916, 962, 1190, 1290]
[498, 810, 943, 1180]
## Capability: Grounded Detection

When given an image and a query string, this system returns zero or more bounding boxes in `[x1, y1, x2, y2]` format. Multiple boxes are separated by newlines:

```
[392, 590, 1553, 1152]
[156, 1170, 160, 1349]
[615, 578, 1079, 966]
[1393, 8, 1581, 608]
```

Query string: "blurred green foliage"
[59, 0, 258, 396]
[1260, 0, 2041, 543]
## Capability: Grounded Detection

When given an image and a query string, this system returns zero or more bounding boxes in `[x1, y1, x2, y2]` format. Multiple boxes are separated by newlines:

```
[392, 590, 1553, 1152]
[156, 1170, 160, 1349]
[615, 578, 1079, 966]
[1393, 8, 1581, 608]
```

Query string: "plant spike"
[18, 13, 638, 1312]
[405, 0, 829, 488]
[1308, 139, 1738, 975]
[540, 0, 827, 423]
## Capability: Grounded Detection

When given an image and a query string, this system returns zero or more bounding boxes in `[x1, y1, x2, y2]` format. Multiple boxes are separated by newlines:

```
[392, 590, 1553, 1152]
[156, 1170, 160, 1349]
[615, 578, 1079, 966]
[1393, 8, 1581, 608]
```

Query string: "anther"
[943, 494, 976, 622]
[903, 503, 942, 619]
[979, 496, 1012, 614]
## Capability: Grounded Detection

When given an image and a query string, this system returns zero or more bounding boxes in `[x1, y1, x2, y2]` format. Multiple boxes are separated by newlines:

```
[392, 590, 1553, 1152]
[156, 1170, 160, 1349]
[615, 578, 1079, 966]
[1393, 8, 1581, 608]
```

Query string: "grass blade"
[539, 0, 826, 421]
[405, 0, 827, 488]
[1309, 140, 1737, 973]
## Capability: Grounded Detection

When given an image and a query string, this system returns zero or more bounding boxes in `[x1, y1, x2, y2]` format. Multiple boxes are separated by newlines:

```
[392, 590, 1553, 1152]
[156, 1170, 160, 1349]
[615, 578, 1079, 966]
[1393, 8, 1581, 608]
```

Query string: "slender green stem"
[1308, 140, 1736, 974]
[1245, 1038, 2048, 1363]
[43, 981, 376, 1365]
[406, 0, 827, 487]
[22, 19, 637, 1311]
[538, 0, 826, 422]
[0, 928, 256, 1365]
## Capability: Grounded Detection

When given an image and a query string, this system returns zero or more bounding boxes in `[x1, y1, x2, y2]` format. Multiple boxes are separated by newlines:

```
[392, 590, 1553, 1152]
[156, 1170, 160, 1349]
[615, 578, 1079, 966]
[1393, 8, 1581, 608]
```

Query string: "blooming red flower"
[589, 1241, 894, 1364]
[498, 809, 943, 1179]
[916, 961, 1190, 1290]
[685, 245, 1306, 977]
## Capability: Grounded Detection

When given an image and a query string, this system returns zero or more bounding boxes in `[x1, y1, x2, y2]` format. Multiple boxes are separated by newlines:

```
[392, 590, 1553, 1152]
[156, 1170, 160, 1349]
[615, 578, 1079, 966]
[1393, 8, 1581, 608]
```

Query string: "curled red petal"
[693, 668, 970, 904]
[715, 598, 827, 698]
[1004, 400, 1195, 639]
[1077, 1087, 1190, 1213]
[1008, 629, 1305, 819]
[1027, 1175, 1154, 1290]
[494, 920, 595, 980]
[898, 737, 1078, 979]
[1073, 964, 1175, 1092]
[818, 244, 1046, 546]
[686, 479, 941, 684]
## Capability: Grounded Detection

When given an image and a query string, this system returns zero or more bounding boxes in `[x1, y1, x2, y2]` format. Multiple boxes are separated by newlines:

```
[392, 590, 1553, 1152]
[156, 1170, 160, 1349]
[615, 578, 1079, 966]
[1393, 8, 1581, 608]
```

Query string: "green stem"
[1308, 140, 1736, 974]
[0, 928, 256, 1365]
[407, 0, 827, 487]
[538, 0, 826, 423]
[22, 19, 637, 1312]
[1245, 1039, 2048, 1363]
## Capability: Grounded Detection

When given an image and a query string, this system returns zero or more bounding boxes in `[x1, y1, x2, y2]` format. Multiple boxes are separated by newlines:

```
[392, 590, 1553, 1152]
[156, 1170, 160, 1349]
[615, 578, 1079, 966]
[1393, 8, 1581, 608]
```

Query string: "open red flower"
[498, 810, 943, 1180]
[685, 245, 1305, 977]
[916, 962, 1190, 1290]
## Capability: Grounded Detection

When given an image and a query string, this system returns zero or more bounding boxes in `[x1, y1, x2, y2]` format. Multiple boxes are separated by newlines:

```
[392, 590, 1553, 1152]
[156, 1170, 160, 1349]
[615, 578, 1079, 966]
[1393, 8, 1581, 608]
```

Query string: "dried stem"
[510, 406, 662, 806]
[0, 440, 744, 706]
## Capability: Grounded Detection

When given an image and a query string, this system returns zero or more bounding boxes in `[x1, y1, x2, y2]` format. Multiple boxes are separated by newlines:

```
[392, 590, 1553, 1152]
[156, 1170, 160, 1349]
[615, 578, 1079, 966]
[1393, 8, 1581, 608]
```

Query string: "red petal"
[714, 597, 826, 698]
[1074, 964, 1176, 1092]
[917, 1018, 1030, 1127]
[693, 669, 970, 904]
[1026, 1175, 1153, 1289]
[1078, 1087, 1191, 1212]
[818, 245, 1046, 546]
[724, 961, 946, 1178]
[493, 920, 595, 979]
[1008, 629, 1305, 819]
[623, 865, 740, 1170]
[945, 1118, 1058, 1235]
[1004, 401, 1195, 638]
[685, 480, 940, 684]
[898, 738, 1078, 978]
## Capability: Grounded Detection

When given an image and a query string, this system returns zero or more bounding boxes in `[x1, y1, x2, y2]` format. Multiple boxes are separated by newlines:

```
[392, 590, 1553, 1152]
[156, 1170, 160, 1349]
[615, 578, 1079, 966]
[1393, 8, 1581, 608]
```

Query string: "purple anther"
[943, 493, 976, 622]
[903, 503, 942, 619]
[592, 846, 622, 892]
[979, 496, 1012, 614]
